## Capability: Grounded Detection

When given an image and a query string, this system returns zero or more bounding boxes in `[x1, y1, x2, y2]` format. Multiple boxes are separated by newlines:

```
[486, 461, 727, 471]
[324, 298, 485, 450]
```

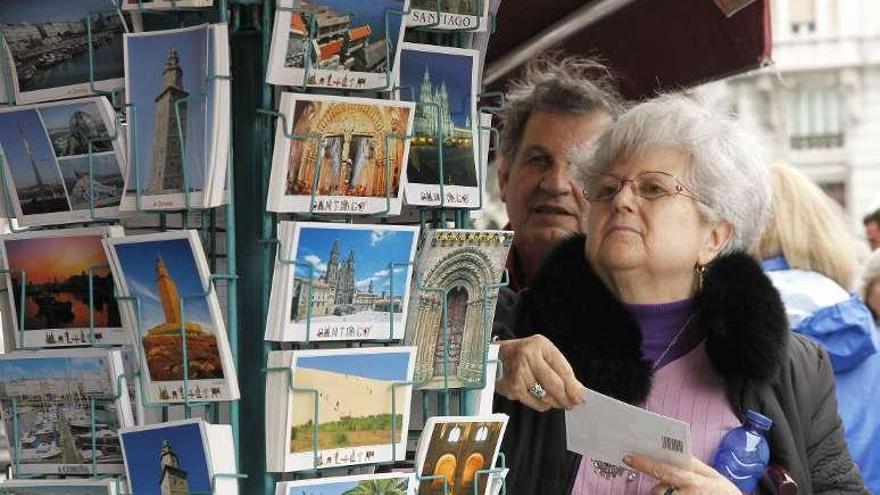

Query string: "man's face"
[498, 110, 612, 252]
[867, 221, 880, 251]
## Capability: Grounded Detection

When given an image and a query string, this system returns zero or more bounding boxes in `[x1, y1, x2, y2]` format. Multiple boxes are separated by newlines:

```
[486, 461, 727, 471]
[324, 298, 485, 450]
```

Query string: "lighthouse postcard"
[0, 225, 127, 349]
[122, 24, 208, 211]
[103, 229, 240, 404]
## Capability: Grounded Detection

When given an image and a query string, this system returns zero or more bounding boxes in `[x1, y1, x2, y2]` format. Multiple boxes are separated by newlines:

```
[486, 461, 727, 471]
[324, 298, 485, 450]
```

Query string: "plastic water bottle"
[711, 409, 772, 494]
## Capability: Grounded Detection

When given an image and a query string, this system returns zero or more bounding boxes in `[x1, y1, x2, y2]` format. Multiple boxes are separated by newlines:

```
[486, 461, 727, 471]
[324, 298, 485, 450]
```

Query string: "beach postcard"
[104, 230, 239, 403]
[284, 346, 415, 471]
[275, 473, 416, 495]
[0, 226, 126, 348]
[398, 43, 479, 208]
[278, 222, 418, 341]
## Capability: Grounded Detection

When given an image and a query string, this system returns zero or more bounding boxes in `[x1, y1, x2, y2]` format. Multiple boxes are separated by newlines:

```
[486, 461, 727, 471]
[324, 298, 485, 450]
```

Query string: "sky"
[297, 350, 411, 382]
[0, 355, 110, 382]
[399, 48, 474, 127]
[112, 238, 213, 332]
[126, 26, 207, 192]
[0, 0, 117, 23]
[0, 108, 64, 190]
[294, 226, 415, 296]
[121, 422, 211, 494]
[39, 101, 109, 140]
[5, 234, 110, 284]
[282, 479, 360, 494]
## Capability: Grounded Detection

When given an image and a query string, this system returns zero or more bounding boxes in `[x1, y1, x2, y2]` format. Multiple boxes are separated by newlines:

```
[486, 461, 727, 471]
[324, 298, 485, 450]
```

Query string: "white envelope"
[565, 387, 693, 473]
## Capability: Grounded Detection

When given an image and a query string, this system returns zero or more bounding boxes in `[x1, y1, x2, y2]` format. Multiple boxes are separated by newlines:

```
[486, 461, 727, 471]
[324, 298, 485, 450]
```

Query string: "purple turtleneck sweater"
[623, 298, 703, 370]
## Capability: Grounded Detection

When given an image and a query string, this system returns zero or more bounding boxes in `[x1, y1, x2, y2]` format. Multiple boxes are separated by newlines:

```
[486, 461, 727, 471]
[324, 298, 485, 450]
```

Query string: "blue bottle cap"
[745, 409, 772, 431]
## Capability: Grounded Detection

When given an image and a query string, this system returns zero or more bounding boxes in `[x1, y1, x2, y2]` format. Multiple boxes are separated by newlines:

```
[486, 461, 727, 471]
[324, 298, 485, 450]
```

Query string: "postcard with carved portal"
[0, 226, 126, 349]
[266, 0, 408, 90]
[267, 93, 414, 215]
[404, 229, 513, 390]
[103, 230, 239, 403]
[398, 43, 479, 209]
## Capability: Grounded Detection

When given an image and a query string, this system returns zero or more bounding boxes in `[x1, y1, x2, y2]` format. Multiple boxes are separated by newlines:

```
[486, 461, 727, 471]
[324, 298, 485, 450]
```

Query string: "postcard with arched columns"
[403, 228, 512, 390]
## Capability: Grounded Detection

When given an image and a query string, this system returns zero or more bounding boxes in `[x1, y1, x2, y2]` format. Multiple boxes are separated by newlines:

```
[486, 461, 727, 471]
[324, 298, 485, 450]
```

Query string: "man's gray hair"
[575, 93, 772, 254]
[499, 54, 624, 164]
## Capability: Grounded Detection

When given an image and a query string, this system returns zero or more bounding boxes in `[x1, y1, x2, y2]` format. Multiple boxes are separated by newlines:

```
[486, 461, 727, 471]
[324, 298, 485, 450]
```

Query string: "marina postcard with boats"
[0, 0, 128, 105]
[266, 0, 408, 90]
[0, 226, 127, 349]
[0, 348, 133, 475]
[104, 230, 240, 404]
[0, 478, 118, 494]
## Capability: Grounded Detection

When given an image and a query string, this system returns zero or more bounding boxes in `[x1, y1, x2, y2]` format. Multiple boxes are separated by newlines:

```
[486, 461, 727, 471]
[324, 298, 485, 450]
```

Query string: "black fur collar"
[515, 235, 789, 406]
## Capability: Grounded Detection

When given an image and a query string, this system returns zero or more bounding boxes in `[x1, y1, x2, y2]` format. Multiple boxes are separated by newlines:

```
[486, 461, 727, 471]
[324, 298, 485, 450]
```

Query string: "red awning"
[349, 25, 372, 42]
[319, 39, 344, 60]
[485, 0, 771, 100]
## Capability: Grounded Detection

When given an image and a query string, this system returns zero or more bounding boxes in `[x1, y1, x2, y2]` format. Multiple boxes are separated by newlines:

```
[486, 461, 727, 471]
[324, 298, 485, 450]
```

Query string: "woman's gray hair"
[575, 93, 772, 254]
[499, 54, 624, 164]
[859, 249, 880, 299]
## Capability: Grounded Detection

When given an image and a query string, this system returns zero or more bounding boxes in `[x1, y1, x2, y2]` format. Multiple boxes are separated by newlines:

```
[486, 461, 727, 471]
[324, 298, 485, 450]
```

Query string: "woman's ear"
[698, 220, 733, 266]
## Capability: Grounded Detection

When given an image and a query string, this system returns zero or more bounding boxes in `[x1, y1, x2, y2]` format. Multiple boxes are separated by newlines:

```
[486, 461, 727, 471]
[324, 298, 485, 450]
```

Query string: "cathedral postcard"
[0, 226, 127, 349]
[122, 25, 209, 211]
[398, 43, 480, 209]
[266, 92, 415, 215]
[103, 230, 240, 404]
[0, 0, 128, 105]
[268, 221, 419, 342]
[407, 0, 492, 31]
[0, 97, 126, 226]
[0, 479, 119, 494]
[266, 0, 409, 91]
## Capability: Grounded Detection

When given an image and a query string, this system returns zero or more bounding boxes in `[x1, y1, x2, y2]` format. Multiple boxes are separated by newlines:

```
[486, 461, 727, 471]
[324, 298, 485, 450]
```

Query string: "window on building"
[785, 89, 846, 149]
[819, 182, 846, 208]
[790, 0, 816, 34]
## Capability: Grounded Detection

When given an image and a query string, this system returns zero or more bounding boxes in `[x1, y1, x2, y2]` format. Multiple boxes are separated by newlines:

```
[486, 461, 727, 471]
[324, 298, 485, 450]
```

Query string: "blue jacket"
[763, 256, 880, 493]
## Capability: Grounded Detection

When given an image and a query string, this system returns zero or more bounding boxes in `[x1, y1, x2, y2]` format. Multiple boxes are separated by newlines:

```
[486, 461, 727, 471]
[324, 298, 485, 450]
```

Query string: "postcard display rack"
[0, 0, 508, 493]
[0, 0, 245, 493]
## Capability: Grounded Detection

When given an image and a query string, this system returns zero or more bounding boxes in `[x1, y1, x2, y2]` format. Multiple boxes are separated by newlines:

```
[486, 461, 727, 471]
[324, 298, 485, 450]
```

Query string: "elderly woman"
[752, 162, 880, 493]
[493, 95, 866, 494]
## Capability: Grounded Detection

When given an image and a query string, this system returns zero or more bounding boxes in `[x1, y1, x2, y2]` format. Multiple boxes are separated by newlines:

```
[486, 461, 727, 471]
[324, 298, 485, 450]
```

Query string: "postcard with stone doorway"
[398, 43, 479, 209]
[266, 92, 414, 215]
[275, 472, 416, 495]
[266, 346, 415, 472]
[103, 230, 240, 404]
[266, 0, 409, 91]
[0, 348, 133, 475]
[0, 226, 126, 349]
[0, 0, 128, 105]
[415, 415, 508, 495]
[404, 229, 512, 390]
[0, 97, 127, 226]
[407, 0, 492, 31]
[275, 222, 419, 342]
[122, 24, 209, 211]
[0, 479, 119, 494]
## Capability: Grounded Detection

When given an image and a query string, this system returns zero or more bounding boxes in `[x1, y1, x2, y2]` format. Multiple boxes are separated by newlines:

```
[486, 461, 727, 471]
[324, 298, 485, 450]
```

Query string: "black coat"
[493, 235, 866, 495]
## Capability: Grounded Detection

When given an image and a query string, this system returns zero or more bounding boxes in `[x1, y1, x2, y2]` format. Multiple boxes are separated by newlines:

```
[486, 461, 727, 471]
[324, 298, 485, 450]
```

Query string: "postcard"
[266, 346, 416, 472]
[0, 0, 127, 105]
[0, 479, 118, 494]
[120, 418, 238, 495]
[122, 24, 208, 211]
[0, 226, 127, 349]
[266, 0, 408, 90]
[407, 0, 492, 31]
[0, 97, 126, 226]
[104, 230, 240, 403]
[275, 472, 416, 495]
[398, 43, 479, 209]
[122, 0, 214, 10]
[273, 222, 418, 341]
[404, 229, 512, 390]
[0, 348, 133, 475]
[266, 92, 414, 215]
[415, 415, 509, 495]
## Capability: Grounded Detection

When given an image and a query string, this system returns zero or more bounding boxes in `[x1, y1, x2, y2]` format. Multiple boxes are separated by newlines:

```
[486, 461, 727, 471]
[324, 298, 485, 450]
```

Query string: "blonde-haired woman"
[753, 162, 880, 493]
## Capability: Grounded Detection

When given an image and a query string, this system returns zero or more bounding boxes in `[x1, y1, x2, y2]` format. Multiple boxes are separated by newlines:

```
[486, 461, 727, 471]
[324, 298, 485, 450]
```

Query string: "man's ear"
[497, 157, 511, 204]
[698, 220, 733, 266]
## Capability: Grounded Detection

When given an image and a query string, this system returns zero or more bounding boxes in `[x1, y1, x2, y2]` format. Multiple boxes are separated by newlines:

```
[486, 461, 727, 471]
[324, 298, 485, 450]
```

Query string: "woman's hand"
[496, 334, 584, 412]
[623, 454, 742, 495]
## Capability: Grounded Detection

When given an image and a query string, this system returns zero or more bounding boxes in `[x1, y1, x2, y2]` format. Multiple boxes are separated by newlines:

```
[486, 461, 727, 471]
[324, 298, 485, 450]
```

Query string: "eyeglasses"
[582, 171, 704, 204]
